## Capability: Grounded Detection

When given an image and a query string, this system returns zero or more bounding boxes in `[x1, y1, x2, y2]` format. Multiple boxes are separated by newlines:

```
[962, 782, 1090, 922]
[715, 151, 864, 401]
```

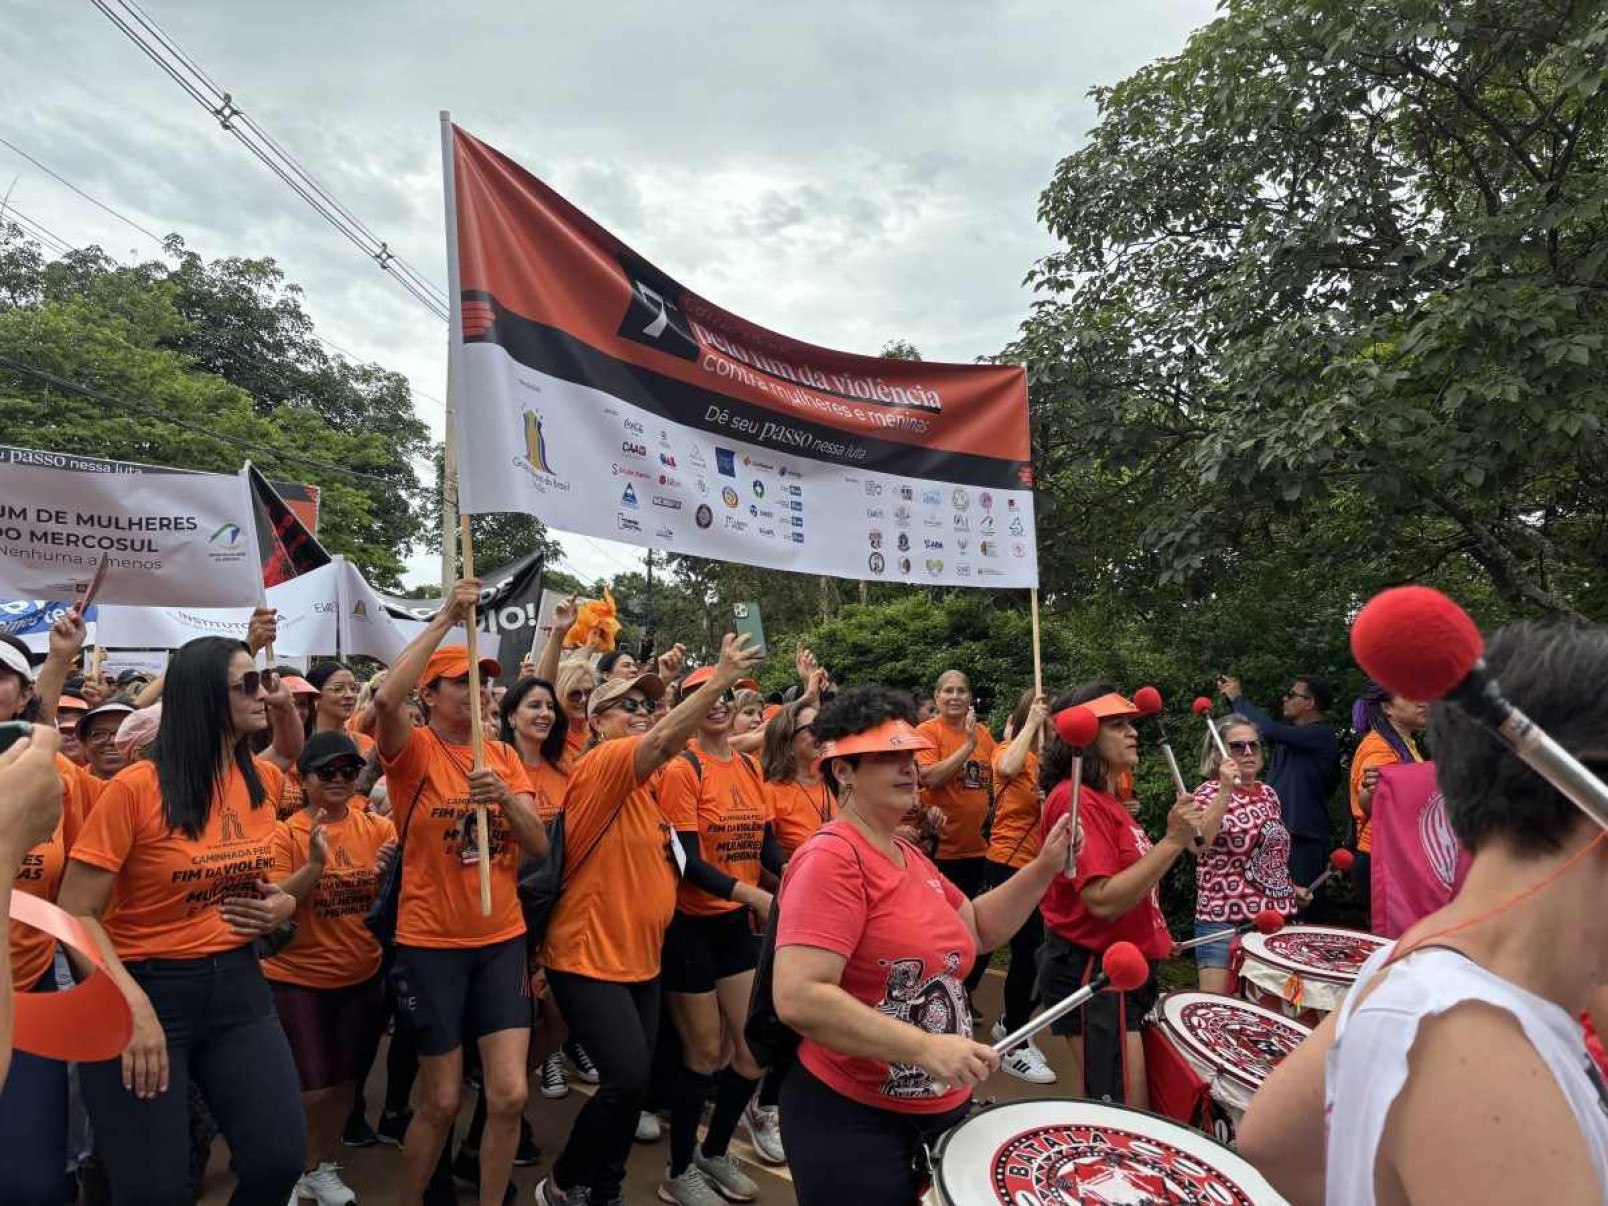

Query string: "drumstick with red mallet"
[1303, 848, 1356, 895]
[1352, 586, 1608, 832]
[1167, 907, 1285, 956]
[1134, 686, 1203, 849]
[992, 940, 1151, 1055]
[1053, 704, 1100, 878]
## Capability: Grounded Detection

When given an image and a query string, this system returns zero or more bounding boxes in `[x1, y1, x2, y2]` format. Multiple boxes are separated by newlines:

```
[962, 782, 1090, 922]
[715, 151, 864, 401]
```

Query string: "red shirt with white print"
[1038, 781, 1172, 960]
[777, 819, 975, 1115]
[1192, 779, 1297, 922]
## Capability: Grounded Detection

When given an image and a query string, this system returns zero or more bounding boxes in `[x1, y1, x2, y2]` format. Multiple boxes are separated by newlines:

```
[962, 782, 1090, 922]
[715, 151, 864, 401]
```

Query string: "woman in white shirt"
[1239, 620, 1608, 1206]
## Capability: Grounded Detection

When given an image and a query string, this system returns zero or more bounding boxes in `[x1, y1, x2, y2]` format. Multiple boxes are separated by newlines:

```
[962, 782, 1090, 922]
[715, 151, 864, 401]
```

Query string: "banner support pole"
[242, 461, 276, 665]
[1030, 588, 1043, 700]
[441, 110, 492, 916]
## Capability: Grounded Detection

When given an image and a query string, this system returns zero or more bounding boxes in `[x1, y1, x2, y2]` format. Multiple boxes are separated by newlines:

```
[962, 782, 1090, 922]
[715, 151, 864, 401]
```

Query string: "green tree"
[1012, 0, 1608, 622]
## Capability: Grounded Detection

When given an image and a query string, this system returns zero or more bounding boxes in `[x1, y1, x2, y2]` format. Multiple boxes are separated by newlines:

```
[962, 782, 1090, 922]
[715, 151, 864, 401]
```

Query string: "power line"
[0, 203, 73, 256]
[89, 0, 450, 321]
[0, 134, 448, 412]
[0, 352, 440, 499]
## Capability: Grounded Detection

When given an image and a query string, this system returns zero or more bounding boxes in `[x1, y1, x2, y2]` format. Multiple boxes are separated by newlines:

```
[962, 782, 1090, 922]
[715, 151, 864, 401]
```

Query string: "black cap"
[297, 730, 363, 776]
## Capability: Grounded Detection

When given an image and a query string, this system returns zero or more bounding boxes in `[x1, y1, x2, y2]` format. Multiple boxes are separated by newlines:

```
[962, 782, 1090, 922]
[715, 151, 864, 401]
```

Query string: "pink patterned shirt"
[1192, 780, 1298, 922]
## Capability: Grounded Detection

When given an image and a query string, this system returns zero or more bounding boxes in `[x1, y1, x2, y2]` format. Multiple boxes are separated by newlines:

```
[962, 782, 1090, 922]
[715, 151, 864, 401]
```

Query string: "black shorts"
[390, 936, 532, 1057]
[1036, 932, 1158, 1038]
[661, 908, 759, 995]
[270, 976, 385, 1091]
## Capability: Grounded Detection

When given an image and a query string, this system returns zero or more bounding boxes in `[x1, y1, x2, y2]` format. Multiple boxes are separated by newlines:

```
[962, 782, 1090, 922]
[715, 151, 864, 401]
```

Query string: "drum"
[1146, 992, 1311, 1145]
[927, 1098, 1289, 1204]
[1236, 924, 1386, 1025]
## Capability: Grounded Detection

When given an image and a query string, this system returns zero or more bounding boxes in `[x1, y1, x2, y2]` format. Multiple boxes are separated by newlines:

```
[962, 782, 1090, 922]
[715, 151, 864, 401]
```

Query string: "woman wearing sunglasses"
[60, 637, 319, 1205]
[1191, 714, 1304, 994]
[263, 731, 398, 1206]
[536, 632, 762, 1206]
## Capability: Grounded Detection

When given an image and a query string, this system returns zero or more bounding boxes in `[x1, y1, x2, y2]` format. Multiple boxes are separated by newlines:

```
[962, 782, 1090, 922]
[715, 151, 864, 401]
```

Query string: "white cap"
[0, 642, 34, 684]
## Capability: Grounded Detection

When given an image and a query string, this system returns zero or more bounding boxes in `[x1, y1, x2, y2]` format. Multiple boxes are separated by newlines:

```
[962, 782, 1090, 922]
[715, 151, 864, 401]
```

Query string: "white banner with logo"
[0, 448, 264, 606]
[93, 561, 341, 656]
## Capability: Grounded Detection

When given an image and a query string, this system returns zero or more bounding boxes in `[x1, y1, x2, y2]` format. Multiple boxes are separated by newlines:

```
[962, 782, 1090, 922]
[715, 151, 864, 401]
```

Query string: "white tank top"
[1325, 945, 1608, 1205]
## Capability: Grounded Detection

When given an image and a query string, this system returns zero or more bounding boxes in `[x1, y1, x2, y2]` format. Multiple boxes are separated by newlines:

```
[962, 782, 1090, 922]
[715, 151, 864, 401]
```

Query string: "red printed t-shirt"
[766, 777, 835, 858]
[72, 759, 286, 963]
[382, 726, 533, 950]
[9, 756, 90, 990]
[915, 719, 995, 860]
[659, 746, 771, 918]
[986, 749, 1042, 870]
[524, 756, 569, 825]
[542, 736, 678, 982]
[1039, 781, 1171, 960]
[1192, 780, 1297, 922]
[263, 806, 396, 988]
[777, 820, 975, 1115]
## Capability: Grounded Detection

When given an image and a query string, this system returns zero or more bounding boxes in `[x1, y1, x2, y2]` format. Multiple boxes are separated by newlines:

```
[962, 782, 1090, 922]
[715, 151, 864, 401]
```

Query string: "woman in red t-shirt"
[773, 686, 1072, 1206]
[1037, 685, 1205, 1108]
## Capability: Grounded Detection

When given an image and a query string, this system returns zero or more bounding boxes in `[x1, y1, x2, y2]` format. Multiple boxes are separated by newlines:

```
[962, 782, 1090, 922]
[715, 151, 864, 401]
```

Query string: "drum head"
[1239, 925, 1387, 982]
[933, 1098, 1289, 1204]
[1158, 992, 1310, 1094]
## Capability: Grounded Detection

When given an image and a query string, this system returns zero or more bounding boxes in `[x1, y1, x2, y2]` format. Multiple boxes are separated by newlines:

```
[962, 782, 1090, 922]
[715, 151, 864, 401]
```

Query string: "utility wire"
[0, 204, 73, 256]
[88, 0, 450, 321]
[0, 352, 439, 498]
[0, 133, 166, 245]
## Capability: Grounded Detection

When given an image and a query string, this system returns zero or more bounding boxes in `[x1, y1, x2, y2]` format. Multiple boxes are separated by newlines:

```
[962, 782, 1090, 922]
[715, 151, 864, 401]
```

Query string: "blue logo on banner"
[0, 600, 97, 639]
[716, 448, 736, 477]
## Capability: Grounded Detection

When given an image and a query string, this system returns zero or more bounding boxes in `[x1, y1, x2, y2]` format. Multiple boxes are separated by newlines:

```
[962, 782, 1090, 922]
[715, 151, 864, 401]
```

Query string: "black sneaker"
[515, 1118, 542, 1167]
[342, 1112, 380, 1148]
[376, 1109, 412, 1149]
[452, 1146, 480, 1186]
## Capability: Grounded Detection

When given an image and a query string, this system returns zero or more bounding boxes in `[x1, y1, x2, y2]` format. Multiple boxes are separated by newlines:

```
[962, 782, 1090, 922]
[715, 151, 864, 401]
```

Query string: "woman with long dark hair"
[60, 636, 316, 1205]
[1349, 681, 1428, 917]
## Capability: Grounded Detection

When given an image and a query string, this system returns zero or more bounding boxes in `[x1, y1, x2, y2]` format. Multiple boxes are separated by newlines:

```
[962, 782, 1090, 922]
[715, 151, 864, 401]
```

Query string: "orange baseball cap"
[817, 718, 934, 764]
[422, 647, 501, 685]
[1083, 692, 1140, 719]
[58, 695, 89, 714]
[680, 666, 760, 693]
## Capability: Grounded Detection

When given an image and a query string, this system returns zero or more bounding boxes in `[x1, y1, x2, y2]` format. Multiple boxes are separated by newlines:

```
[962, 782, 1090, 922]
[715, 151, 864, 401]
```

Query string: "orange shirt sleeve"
[657, 755, 699, 831]
[270, 820, 296, 880]
[70, 772, 141, 875]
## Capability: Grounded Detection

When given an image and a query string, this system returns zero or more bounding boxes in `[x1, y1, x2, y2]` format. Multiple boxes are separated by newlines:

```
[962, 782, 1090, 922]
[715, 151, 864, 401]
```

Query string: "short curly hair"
[813, 684, 919, 797]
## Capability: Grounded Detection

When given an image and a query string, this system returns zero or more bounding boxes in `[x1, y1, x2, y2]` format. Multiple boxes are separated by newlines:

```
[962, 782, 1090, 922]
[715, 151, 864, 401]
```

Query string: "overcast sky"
[2, 0, 1216, 589]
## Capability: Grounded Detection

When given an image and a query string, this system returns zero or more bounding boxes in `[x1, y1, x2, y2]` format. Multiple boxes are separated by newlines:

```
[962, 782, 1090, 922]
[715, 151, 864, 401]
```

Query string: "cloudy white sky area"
[3, 0, 1216, 589]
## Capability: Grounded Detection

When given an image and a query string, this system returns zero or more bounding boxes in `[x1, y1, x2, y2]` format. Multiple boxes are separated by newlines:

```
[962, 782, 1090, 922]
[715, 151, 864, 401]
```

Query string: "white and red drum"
[1144, 992, 1310, 1146]
[1235, 925, 1387, 1026]
[926, 1097, 1289, 1204]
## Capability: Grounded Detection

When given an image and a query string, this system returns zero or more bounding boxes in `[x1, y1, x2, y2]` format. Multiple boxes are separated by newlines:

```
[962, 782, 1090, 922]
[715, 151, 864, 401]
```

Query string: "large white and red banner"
[444, 125, 1038, 589]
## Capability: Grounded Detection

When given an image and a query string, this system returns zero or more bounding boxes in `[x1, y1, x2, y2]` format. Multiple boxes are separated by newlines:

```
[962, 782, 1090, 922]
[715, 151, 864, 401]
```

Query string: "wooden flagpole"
[1030, 588, 1043, 700]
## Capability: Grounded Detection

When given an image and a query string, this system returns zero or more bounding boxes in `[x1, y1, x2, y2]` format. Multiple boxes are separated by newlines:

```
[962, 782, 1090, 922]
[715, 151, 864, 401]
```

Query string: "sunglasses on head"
[312, 762, 362, 782]
[1228, 740, 1261, 754]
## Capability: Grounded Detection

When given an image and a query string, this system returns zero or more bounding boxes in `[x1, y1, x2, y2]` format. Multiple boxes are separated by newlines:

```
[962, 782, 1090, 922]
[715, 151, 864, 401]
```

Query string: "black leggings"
[984, 861, 1044, 1031]
[781, 1062, 968, 1206]
[80, 946, 305, 1206]
[935, 856, 989, 991]
[547, 970, 660, 1202]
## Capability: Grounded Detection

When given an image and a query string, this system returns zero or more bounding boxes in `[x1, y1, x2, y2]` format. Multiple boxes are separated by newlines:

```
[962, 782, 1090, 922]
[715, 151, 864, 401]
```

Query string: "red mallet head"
[1330, 848, 1357, 873]
[1133, 686, 1164, 717]
[1054, 705, 1100, 748]
[1253, 908, 1286, 935]
[1102, 941, 1150, 993]
[1351, 585, 1484, 702]
[1191, 696, 1214, 717]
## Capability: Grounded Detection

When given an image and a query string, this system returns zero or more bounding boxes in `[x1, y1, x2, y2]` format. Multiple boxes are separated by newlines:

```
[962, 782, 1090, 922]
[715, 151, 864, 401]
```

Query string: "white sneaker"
[657, 1165, 725, 1206]
[992, 1019, 1058, 1084]
[295, 1162, 356, 1206]
[635, 1110, 662, 1143]
[541, 1050, 570, 1099]
[741, 1099, 785, 1165]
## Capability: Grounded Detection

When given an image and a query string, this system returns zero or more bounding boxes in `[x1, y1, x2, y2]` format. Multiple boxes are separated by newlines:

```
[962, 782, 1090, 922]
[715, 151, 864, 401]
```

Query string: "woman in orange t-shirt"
[263, 731, 397, 1204]
[535, 634, 762, 1206]
[59, 636, 318, 1206]
[763, 698, 834, 858]
[1348, 681, 1428, 918]
[372, 581, 548, 1206]
[656, 666, 785, 1198]
[982, 690, 1056, 1085]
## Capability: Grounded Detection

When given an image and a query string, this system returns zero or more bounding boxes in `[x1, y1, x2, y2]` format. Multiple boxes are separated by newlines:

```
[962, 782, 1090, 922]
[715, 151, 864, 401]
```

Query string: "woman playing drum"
[772, 685, 1073, 1206]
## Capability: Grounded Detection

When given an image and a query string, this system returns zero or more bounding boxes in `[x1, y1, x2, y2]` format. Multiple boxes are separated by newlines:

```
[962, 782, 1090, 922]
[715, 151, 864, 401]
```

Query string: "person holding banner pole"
[59, 637, 309, 1206]
[372, 579, 546, 1206]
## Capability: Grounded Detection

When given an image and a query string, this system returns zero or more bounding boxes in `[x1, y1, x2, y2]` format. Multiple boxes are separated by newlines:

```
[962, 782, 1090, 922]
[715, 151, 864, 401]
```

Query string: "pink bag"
[1370, 760, 1472, 938]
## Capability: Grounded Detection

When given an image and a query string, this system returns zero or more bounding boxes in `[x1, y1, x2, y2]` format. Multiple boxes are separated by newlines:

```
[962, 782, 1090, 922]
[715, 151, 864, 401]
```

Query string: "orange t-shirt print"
[916, 719, 996, 861]
[70, 759, 286, 963]
[263, 806, 396, 989]
[659, 748, 772, 918]
[382, 726, 534, 951]
[8, 755, 90, 990]
[542, 736, 677, 982]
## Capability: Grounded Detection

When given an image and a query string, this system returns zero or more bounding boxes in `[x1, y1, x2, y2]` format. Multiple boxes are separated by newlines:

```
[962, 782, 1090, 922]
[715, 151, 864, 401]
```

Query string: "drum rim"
[1239, 924, 1386, 981]
[1155, 990, 1311, 1094]
[930, 1095, 1278, 1201]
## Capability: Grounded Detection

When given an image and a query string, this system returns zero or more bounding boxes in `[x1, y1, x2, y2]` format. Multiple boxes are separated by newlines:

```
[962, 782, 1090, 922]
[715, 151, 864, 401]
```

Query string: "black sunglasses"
[228, 671, 264, 696]
[607, 696, 652, 716]
[1228, 740, 1261, 754]
[312, 763, 362, 782]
